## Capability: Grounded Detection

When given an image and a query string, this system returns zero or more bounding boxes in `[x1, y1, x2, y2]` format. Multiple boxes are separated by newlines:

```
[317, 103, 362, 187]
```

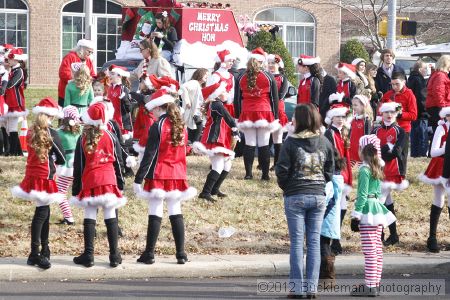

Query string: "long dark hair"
[191, 68, 208, 88]
[246, 58, 261, 90]
[309, 63, 324, 84]
[155, 13, 171, 31]
[294, 104, 321, 133]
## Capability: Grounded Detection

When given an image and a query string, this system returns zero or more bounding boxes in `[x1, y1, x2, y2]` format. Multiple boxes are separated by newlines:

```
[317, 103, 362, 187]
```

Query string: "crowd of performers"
[2, 38, 450, 297]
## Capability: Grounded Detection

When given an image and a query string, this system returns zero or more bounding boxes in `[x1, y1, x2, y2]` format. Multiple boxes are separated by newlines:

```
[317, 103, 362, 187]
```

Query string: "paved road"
[0, 273, 447, 299]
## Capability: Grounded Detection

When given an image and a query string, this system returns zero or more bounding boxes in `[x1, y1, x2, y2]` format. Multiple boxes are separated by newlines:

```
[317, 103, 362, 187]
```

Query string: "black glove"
[351, 218, 360, 232]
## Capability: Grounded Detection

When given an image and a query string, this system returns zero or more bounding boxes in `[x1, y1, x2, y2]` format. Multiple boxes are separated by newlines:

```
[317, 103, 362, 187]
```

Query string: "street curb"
[0, 253, 449, 281]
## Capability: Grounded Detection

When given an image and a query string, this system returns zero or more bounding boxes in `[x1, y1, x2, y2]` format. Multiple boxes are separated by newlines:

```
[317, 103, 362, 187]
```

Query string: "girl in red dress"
[11, 97, 65, 269]
[419, 107, 450, 252]
[335, 62, 358, 106]
[350, 95, 373, 166]
[296, 54, 322, 106]
[71, 102, 126, 268]
[194, 82, 240, 202]
[134, 87, 196, 265]
[236, 48, 279, 180]
[267, 54, 289, 170]
[0, 58, 8, 155]
[4, 48, 28, 156]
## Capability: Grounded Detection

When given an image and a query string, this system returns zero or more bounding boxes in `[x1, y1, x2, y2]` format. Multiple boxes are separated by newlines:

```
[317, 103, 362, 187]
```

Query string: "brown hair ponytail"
[361, 144, 384, 180]
[31, 113, 53, 162]
[83, 125, 102, 154]
[164, 102, 185, 146]
[246, 58, 261, 90]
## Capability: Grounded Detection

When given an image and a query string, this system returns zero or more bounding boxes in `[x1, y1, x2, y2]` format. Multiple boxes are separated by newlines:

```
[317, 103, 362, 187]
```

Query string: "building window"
[62, 0, 122, 69]
[254, 7, 315, 57]
[0, 0, 28, 53]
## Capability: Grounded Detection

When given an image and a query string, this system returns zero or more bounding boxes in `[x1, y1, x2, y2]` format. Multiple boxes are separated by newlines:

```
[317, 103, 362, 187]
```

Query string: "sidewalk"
[1, 252, 450, 282]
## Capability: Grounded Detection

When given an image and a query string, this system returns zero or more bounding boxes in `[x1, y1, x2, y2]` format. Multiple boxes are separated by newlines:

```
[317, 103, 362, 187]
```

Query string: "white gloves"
[133, 183, 143, 195]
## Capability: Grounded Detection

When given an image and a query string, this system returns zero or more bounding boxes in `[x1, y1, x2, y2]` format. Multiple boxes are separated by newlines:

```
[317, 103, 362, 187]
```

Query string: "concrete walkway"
[1, 252, 450, 281]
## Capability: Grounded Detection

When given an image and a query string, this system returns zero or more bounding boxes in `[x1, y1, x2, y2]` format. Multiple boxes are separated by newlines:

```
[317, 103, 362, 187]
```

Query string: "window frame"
[0, 0, 29, 53]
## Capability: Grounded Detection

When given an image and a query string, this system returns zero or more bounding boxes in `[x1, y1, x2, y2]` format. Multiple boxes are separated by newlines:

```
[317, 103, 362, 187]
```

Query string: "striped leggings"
[56, 175, 74, 220]
[359, 224, 383, 288]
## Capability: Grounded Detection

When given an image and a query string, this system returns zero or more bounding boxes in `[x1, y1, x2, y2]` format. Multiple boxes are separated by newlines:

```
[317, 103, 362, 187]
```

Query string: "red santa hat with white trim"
[325, 103, 350, 125]
[249, 47, 267, 62]
[215, 49, 236, 67]
[77, 39, 95, 50]
[0, 43, 14, 55]
[335, 62, 356, 79]
[156, 76, 180, 92]
[82, 102, 111, 129]
[7, 48, 27, 61]
[359, 134, 384, 166]
[297, 54, 320, 66]
[145, 88, 177, 111]
[89, 96, 115, 121]
[379, 100, 400, 113]
[32, 97, 63, 118]
[202, 82, 227, 100]
[267, 54, 284, 69]
[109, 64, 130, 78]
[439, 106, 450, 118]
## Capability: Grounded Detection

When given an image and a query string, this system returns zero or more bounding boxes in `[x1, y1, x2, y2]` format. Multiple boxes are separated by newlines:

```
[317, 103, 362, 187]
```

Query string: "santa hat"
[202, 82, 227, 100]
[109, 64, 130, 78]
[7, 48, 27, 61]
[145, 89, 176, 111]
[215, 49, 235, 67]
[0, 44, 13, 55]
[82, 102, 110, 128]
[325, 103, 349, 125]
[351, 58, 366, 66]
[352, 94, 370, 107]
[32, 97, 63, 118]
[71, 62, 83, 72]
[297, 54, 320, 66]
[77, 39, 95, 50]
[379, 100, 400, 113]
[90, 96, 115, 121]
[328, 92, 345, 104]
[62, 105, 81, 125]
[267, 54, 284, 69]
[142, 74, 160, 90]
[439, 107, 450, 118]
[335, 62, 356, 79]
[359, 134, 384, 166]
[156, 76, 180, 92]
[249, 47, 266, 62]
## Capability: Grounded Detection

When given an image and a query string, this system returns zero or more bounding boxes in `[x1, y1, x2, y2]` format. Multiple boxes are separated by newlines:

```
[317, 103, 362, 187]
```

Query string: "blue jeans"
[284, 194, 326, 295]
[410, 119, 428, 157]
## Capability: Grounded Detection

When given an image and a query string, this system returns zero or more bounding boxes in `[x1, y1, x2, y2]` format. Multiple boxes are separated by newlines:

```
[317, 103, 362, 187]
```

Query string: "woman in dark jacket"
[275, 104, 334, 299]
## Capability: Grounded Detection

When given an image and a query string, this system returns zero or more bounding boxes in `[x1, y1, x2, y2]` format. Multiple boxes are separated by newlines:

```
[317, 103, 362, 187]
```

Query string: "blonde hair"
[436, 55, 450, 72]
[361, 144, 384, 180]
[353, 96, 374, 122]
[82, 125, 103, 154]
[31, 113, 53, 162]
[74, 64, 92, 96]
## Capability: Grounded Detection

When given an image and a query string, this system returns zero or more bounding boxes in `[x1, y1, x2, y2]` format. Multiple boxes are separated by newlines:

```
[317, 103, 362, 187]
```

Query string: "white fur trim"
[299, 56, 320, 65]
[56, 166, 74, 177]
[192, 142, 235, 159]
[81, 108, 108, 127]
[237, 119, 281, 132]
[224, 53, 236, 62]
[32, 106, 63, 118]
[6, 109, 28, 117]
[342, 184, 353, 198]
[11, 185, 65, 205]
[137, 187, 197, 202]
[77, 39, 95, 50]
[207, 82, 227, 100]
[381, 179, 409, 191]
[110, 67, 130, 78]
[418, 173, 443, 185]
[335, 64, 356, 79]
[440, 177, 450, 191]
[10, 54, 28, 61]
[351, 58, 365, 66]
[439, 107, 450, 119]
[328, 92, 345, 103]
[249, 53, 265, 62]
[122, 132, 132, 140]
[351, 210, 396, 227]
[91, 96, 104, 105]
[325, 107, 348, 125]
[353, 94, 369, 107]
[69, 194, 127, 209]
[2, 103, 8, 115]
[379, 102, 399, 113]
[145, 95, 175, 111]
[126, 156, 137, 168]
[351, 210, 363, 220]
[133, 142, 145, 154]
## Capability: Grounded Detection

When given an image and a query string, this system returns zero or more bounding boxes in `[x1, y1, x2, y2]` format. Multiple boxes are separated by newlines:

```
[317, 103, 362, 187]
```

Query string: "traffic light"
[379, 19, 388, 37]
[400, 20, 417, 36]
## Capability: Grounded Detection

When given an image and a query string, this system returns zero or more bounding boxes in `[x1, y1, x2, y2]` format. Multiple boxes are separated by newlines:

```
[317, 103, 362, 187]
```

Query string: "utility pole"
[84, 0, 93, 40]
[386, 0, 396, 49]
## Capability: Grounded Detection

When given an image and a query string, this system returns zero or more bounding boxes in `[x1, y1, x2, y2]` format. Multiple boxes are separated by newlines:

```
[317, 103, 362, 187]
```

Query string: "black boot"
[211, 171, 229, 198]
[427, 205, 442, 253]
[9, 132, 22, 156]
[105, 218, 122, 267]
[270, 143, 281, 171]
[0, 127, 9, 155]
[383, 204, 399, 246]
[258, 145, 271, 180]
[115, 209, 123, 237]
[40, 206, 50, 260]
[27, 206, 51, 269]
[198, 170, 220, 202]
[137, 215, 162, 264]
[243, 145, 256, 179]
[73, 219, 96, 267]
[331, 209, 346, 255]
[169, 214, 188, 264]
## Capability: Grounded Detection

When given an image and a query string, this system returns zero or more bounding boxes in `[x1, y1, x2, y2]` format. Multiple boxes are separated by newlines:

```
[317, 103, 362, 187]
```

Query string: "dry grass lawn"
[0, 89, 448, 258]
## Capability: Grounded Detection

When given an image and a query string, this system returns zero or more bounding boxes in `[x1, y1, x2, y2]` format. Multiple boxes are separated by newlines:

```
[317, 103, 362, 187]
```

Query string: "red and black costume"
[297, 73, 320, 106]
[273, 73, 289, 127]
[336, 79, 356, 106]
[107, 84, 133, 137]
[349, 115, 372, 164]
[5, 64, 26, 117]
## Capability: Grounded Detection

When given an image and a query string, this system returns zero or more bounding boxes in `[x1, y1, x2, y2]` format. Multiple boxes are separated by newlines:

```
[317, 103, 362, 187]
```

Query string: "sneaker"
[383, 234, 399, 246]
[58, 218, 75, 225]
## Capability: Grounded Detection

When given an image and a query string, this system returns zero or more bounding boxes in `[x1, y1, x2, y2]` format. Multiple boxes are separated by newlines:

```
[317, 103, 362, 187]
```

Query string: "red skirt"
[71, 184, 126, 208]
[278, 101, 288, 126]
[11, 176, 63, 205]
[424, 157, 444, 180]
[238, 111, 274, 123]
[144, 179, 189, 192]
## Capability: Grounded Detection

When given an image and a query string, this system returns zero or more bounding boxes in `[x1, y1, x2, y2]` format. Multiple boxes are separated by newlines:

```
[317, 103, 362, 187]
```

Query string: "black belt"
[71, 104, 87, 108]
[65, 150, 74, 154]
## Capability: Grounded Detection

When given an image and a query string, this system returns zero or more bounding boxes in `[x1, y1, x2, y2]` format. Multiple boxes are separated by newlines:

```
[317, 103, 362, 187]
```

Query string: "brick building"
[4, 0, 340, 87]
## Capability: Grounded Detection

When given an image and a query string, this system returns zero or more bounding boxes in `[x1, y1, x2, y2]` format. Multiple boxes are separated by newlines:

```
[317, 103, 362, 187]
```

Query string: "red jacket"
[58, 51, 96, 99]
[381, 87, 417, 133]
[425, 71, 450, 109]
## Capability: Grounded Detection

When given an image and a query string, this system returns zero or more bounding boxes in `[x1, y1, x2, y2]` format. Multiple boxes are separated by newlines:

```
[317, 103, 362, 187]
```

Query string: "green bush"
[247, 31, 297, 86]
[340, 39, 370, 64]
